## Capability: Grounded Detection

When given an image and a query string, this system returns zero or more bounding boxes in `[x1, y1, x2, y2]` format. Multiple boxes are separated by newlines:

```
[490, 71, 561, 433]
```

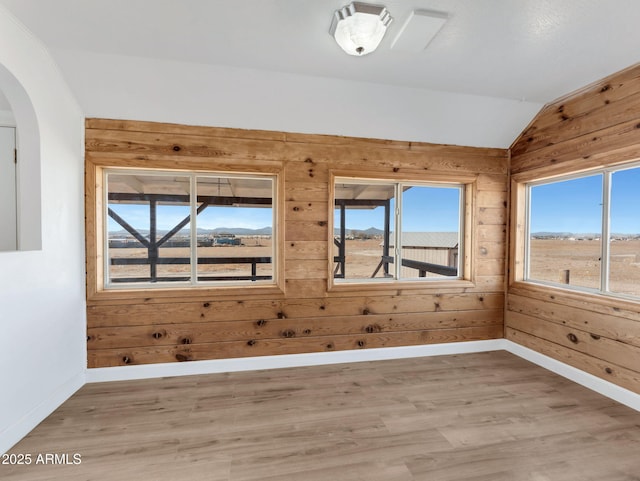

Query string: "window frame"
[86, 160, 285, 301]
[523, 160, 640, 302]
[103, 168, 278, 290]
[330, 174, 470, 289]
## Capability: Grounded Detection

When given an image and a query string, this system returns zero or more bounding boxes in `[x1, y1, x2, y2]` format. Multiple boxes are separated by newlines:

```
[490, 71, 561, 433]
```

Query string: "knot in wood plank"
[281, 329, 296, 339]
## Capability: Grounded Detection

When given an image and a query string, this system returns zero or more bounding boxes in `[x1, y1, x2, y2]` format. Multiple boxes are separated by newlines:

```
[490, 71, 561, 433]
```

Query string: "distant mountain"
[109, 226, 272, 236]
[109, 229, 150, 237]
[532, 232, 640, 239]
[531, 232, 576, 238]
[333, 227, 384, 236]
[206, 227, 272, 236]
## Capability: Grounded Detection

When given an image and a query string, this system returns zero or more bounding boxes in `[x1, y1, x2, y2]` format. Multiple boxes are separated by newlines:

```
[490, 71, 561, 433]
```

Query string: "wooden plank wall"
[508, 63, 640, 394]
[85, 119, 507, 368]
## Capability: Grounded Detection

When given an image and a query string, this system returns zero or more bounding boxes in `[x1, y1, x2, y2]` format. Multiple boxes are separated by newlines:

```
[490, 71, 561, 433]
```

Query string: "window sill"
[328, 279, 476, 294]
[509, 280, 640, 311]
[87, 284, 285, 305]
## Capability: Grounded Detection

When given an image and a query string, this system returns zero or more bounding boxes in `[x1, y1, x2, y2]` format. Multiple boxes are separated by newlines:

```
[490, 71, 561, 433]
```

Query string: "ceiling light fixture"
[329, 2, 393, 56]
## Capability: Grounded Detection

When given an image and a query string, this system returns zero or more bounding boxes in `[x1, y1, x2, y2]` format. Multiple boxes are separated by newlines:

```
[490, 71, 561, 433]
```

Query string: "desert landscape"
[529, 238, 640, 297]
[109, 237, 453, 283]
[108, 237, 640, 296]
[332, 238, 453, 279]
[108, 237, 274, 282]
[333, 238, 388, 279]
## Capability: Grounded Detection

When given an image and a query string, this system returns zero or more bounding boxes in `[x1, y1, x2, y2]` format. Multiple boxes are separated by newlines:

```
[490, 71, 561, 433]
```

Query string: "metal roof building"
[388, 232, 459, 249]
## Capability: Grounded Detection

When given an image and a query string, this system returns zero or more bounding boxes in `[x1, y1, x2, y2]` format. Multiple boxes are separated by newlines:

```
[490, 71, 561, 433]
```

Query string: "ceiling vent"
[390, 9, 448, 52]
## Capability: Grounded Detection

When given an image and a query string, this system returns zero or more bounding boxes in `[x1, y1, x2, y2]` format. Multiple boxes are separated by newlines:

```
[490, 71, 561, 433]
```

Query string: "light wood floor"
[3, 351, 640, 480]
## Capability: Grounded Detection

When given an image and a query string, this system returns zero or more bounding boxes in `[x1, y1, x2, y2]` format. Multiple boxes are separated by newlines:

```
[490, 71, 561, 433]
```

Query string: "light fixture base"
[329, 2, 393, 56]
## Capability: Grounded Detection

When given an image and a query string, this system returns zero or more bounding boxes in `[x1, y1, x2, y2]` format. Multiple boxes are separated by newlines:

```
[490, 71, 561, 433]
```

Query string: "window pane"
[107, 173, 192, 285]
[334, 182, 395, 281]
[196, 176, 273, 282]
[528, 175, 602, 289]
[609, 167, 640, 297]
[400, 185, 460, 279]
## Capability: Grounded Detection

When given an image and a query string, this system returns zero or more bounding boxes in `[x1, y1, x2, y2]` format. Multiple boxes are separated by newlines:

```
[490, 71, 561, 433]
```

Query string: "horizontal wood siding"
[86, 119, 507, 368]
[508, 63, 640, 394]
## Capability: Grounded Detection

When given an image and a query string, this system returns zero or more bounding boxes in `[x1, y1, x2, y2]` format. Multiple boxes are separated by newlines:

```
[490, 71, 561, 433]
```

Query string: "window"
[526, 163, 640, 299]
[333, 178, 463, 282]
[105, 169, 276, 288]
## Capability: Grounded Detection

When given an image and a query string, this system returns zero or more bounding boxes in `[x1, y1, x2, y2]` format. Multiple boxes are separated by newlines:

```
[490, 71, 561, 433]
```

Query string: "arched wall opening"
[0, 62, 42, 251]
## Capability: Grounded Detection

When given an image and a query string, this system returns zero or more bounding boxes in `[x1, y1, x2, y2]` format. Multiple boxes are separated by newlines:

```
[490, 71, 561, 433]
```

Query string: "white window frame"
[524, 161, 640, 301]
[103, 168, 277, 289]
[333, 177, 465, 283]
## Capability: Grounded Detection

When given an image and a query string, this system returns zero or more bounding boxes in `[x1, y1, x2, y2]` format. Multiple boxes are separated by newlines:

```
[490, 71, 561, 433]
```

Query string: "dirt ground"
[109, 237, 640, 295]
[109, 238, 391, 281]
[109, 237, 274, 281]
[333, 238, 387, 279]
[529, 238, 640, 297]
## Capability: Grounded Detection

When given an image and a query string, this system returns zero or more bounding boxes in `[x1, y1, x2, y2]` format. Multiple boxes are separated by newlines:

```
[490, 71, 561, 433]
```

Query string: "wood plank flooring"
[3, 351, 640, 480]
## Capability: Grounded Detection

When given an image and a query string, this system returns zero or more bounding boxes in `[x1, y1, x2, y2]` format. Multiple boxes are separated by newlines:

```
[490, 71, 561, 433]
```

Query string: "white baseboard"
[503, 340, 640, 412]
[0, 370, 85, 455]
[87, 339, 640, 413]
[86, 339, 505, 382]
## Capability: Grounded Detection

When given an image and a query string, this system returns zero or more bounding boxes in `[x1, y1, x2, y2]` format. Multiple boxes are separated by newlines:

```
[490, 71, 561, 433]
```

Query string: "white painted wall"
[0, 108, 14, 126]
[0, 6, 85, 454]
[51, 49, 542, 149]
[0, 126, 16, 250]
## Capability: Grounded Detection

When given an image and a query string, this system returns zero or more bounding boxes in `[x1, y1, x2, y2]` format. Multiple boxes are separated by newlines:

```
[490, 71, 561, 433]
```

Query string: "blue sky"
[610, 167, 640, 234]
[335, 186, 461, 232]
[402, 186, 460, 231]
[530, 167, 640, 234]
[530, 174, 603, 233]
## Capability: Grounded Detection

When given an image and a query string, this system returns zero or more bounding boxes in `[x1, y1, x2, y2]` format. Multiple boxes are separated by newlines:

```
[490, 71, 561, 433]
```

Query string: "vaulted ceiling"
[1, 1, 639, 148]
[2, 0, 639, 104]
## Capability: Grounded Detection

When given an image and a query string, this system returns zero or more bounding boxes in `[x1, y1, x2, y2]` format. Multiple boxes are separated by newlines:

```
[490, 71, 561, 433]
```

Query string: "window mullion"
[395, 183, 402, 280]
[190, 175, 198, 286]
[601, 172, 611, 293]
[524, 185, 531, 281]
[104, 171, 110, 287]
[271, 176, 277, 283]
[458, 186, 464, 278]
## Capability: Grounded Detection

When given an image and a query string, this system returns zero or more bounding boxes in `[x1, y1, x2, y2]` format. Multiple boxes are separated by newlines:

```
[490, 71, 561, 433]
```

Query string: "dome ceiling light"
[329, 2, 393, 56]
